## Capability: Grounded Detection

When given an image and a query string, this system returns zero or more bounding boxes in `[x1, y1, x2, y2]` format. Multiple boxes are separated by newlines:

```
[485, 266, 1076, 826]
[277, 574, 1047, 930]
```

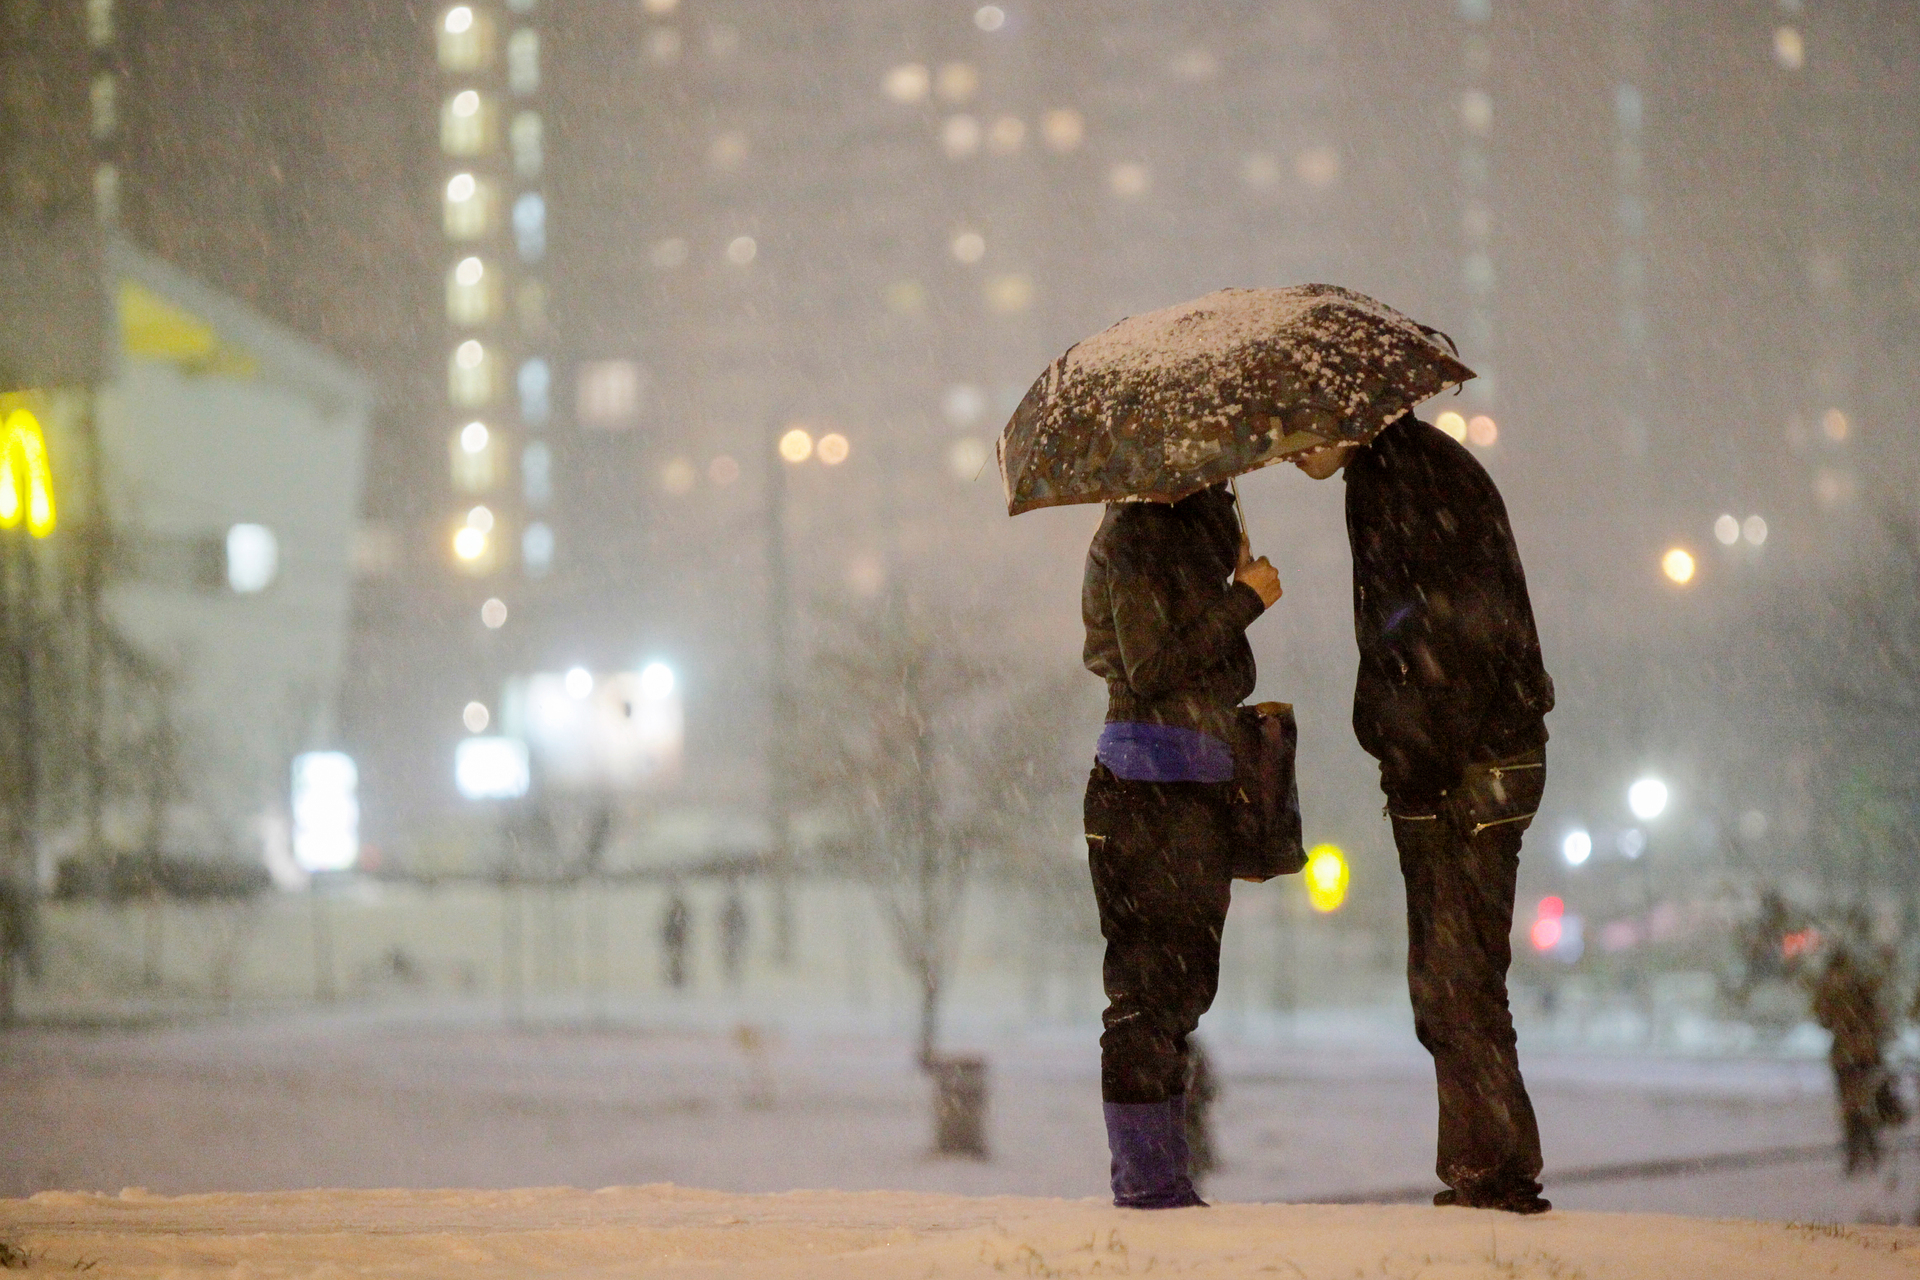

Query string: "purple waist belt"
[1096, 721, 1235, 784]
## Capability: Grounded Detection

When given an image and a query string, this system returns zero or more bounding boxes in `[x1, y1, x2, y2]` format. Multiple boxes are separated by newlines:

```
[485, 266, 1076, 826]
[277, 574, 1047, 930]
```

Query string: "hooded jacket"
[1082, 484, 1267, 747]
[1344, 414, 1553, 803]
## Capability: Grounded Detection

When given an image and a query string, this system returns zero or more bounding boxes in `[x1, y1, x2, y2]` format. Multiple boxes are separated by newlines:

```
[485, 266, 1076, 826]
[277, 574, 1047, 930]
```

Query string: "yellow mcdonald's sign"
[0, 407, 57, 538]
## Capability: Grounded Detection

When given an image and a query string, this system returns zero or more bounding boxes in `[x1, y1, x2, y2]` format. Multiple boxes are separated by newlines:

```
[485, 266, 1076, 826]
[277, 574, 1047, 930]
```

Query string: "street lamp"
[1627, 777, 1668, 821]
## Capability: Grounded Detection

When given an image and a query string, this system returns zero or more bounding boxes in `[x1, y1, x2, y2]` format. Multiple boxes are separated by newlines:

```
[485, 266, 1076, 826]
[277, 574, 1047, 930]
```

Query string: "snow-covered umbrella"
[996, 284, 1474, 516]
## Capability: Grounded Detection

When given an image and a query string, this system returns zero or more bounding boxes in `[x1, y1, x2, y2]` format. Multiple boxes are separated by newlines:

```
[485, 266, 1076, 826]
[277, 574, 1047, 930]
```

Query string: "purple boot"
[1104, 1096, 1207, 1209]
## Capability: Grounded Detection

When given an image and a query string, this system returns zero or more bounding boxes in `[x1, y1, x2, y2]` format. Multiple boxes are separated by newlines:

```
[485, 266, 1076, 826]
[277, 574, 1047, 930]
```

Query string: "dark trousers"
[1085, 764, 1235, 1105]
[1389, 754, 1546, 1198]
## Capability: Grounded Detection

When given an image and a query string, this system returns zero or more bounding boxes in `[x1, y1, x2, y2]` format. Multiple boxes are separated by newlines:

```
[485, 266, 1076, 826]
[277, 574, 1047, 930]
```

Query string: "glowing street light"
[1562, 830, 1592, 867]
[1304, 843, 1349, 913]
[1627, 777, 1668, 821]
[779, 427, 814, 463]
[639, 661, 676, 700]
[1661, 547, 1696, 585]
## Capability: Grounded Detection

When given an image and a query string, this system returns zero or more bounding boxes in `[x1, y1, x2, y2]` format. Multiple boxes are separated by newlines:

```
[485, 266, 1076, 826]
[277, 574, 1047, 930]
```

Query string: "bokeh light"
[1304, 844, 1349, 913]
[1661, 547, 1695, 584]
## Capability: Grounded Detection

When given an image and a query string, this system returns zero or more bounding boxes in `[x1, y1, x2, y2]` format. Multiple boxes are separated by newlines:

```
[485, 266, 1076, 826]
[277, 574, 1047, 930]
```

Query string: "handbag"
[1229, 701, 1307, 881]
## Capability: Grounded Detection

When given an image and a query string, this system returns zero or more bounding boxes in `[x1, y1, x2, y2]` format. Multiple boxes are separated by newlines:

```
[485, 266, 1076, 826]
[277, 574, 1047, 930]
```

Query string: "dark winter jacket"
[1082, 484, 1267, 745]
[1344, 414, 1553, 804]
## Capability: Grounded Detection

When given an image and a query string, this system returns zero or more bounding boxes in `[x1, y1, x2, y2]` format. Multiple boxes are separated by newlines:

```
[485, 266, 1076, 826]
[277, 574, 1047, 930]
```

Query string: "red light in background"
[1538, 896, 1565, 920]
[1530, 917, 1563, 951]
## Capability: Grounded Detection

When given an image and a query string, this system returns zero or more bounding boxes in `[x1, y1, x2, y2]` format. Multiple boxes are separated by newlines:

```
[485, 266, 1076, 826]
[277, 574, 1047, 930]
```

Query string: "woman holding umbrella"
[1001, 285, 1482, 1209]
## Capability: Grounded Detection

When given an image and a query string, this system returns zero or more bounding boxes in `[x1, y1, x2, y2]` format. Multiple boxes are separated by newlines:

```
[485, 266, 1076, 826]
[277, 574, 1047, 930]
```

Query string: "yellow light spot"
[1661, 547, 1695, 584]
[779, 427, 814, 463]
[1435, 411, 1467, 442]
[817, 432, 850, 466]
[0, 408, 57, 537]
[1304, 843, 1349, 913]
[1821, 408, 1849, 442]
[453, 526, 487, 561]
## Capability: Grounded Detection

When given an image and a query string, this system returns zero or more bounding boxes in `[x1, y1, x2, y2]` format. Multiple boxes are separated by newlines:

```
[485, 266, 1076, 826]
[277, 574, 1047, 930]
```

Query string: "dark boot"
[1105, 1096, 1207, 1209]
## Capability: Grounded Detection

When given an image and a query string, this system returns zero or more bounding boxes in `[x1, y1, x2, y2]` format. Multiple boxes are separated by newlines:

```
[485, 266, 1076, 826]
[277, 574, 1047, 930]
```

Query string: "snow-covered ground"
[5, 1184, 1918, 1278]
[4, 1004, 1915, 1226]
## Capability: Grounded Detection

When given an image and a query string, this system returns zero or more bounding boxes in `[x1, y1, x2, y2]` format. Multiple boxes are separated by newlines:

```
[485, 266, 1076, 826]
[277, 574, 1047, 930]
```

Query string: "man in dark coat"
[1295, 412, 1555, 1214]
[1081, 483, 1282, 1208]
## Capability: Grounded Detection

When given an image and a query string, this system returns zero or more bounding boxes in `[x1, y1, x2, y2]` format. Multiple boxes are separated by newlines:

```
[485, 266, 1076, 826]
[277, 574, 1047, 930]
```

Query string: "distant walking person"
[1814, 940, 1902, 1174]
[719, 883, 750, 986]
[1294, 412, 1556, 1214]
[661, 887, 691, 990]
[1082, 482, 1283, 1208]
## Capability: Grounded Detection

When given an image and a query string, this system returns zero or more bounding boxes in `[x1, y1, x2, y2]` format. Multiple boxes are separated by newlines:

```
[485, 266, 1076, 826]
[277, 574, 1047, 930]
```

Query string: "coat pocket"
[1449, 751, 1546, 838]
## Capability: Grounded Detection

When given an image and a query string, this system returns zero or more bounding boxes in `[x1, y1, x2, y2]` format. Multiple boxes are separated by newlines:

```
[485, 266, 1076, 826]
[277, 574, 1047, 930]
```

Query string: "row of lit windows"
[442, 96, 543, 175]
[439, 6, 540, 90]
[451, 506, 555, 576]
[443, 174, 546, 259]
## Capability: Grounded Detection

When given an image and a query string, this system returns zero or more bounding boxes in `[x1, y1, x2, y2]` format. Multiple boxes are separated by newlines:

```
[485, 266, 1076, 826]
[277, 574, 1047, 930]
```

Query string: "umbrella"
[997, 284, 1474, 516]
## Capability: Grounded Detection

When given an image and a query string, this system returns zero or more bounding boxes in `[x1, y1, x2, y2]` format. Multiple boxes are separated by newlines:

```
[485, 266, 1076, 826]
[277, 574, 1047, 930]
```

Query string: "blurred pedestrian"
[1081, 482, 1283, 1208]
[719, 882, 749, 986]
[1813, 940, 1901, 1174]
[1184, 1039, 1220, 1187]
[1294, 412, 1556, 1214]
[661, 886, 691, 990]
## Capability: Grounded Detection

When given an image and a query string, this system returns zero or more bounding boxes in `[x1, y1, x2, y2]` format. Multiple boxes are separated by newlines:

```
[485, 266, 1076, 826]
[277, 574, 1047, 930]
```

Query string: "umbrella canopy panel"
[998, 284, 1474, 515]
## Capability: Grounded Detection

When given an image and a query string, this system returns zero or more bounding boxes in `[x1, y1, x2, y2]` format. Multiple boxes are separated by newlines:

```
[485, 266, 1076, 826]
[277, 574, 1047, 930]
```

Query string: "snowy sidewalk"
[5, 1184, 1918, 1278]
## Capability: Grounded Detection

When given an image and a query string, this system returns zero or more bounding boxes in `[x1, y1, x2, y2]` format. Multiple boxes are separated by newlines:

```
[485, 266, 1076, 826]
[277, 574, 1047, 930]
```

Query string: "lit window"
[522, 522, 554, 575]
[90, 73, 116, 140]
[439, 6, 492, 70]
[93, 164, 118, 224]
[947, 437, 989, 480]
[936, 62, 978, 103]
[647, 26, 682, 64]
[1296, 145, 1340, 188]
[1109, 162, 1149, 198]
[510, 111, 543, 177]
[660, 458, 697, 494]
[518, 357, 551, 425]
[449, 340, 494, 407]
[522, 440, 552, 506]
[225, 524, 278, 593]
[649, 237, 688, 269]
[446, 256, 496, 325]
[1041, 108, 1084, 152]
[985, 273, 1034, 314]
[1459, 89, 1493, 135]
[942, 115, 981, 159]
[87, 0, 113, 46]
[942, 384, 986, 427]
[883, 63, 930, 103]
[444, 173, 491, 239]
[1773, 26, 1804, 70]
[507, 29, 540, 94]
[513, 191, 546, 260]
[451, 422, 499, 493]
[708, 131, 749, 171]
[577, 360, 644, 428]
[441, 90, 490, 155]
